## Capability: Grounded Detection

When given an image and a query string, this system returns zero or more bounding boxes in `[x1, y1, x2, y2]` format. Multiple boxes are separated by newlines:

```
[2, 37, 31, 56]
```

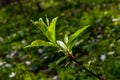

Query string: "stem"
[69, 55, 104, 80]
[55, 41, 103, 79]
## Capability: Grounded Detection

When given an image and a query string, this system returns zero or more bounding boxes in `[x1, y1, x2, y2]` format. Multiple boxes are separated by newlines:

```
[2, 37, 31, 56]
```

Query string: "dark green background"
[0, 0, 120, 80]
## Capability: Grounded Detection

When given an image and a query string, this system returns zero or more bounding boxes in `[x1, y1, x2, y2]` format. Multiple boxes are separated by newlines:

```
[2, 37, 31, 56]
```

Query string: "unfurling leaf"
[24, 40, 55, 48]
[46, 17, 58, 43]
[64, 32, 69, 44]
[46, 16, 49, 26]
[67, 25, 90, 50]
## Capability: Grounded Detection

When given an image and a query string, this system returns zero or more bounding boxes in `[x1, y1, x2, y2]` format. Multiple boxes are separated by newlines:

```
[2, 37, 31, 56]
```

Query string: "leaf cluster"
[25, 17, 90, 64]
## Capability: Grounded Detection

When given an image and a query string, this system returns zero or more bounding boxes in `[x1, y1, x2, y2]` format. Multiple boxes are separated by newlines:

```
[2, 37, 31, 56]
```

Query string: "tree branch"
[69, 55, 104, 80]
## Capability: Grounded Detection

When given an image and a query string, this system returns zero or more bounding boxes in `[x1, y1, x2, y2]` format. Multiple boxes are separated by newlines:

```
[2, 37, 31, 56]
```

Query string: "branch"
[69, 55, 104, 80]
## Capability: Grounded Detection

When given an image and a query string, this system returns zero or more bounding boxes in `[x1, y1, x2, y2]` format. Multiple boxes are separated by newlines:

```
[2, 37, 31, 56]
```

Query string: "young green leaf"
[56, 40, 67, 51]
[46, 17, 58, 43]
[46, 16, 49, 26]
[56, 56, 67, 65]
[24, 40, 55, 48]
[64, 32, 69, 44]
[67, 25, 90, 49]
[68, 39, 78, 50]
[31, 18, 47, 36]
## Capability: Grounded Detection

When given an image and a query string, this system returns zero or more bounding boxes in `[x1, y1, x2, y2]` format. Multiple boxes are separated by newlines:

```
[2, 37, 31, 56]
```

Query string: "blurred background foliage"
[0, 0, 120, 80]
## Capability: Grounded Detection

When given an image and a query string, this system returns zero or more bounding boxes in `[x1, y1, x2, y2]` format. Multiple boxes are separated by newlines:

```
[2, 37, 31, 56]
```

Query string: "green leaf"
[56, 40, 67, 51]
[46, 16, 49, 26]
[56, 56, 67, 65]
[67, 25, 90, 50]
[31, 18, 47, 37]
[65, 61, 70, 68]
[46, 17, 58, 43]
[68, 39, 78, 50]
[64, 32, 69, 44]
[24, 40, 55, 48]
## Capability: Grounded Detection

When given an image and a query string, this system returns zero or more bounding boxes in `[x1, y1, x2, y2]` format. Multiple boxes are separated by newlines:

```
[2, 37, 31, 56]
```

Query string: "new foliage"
[25, 17, 89, 64]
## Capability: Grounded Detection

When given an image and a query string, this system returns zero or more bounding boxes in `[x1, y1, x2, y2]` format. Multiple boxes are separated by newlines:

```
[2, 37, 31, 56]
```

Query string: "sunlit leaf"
[46, 17, 58, 43]
[56, 56, 67, 65]
[46, 16, 49, 26]
[25, 40, 55, 48]
[67, 25, 90, 50]
[64, 32, 69, 44]
[56, 40, 67, 51]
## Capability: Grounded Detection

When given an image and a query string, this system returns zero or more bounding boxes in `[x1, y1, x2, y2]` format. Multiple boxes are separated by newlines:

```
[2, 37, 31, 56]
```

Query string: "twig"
[69, 55, 104, 80]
